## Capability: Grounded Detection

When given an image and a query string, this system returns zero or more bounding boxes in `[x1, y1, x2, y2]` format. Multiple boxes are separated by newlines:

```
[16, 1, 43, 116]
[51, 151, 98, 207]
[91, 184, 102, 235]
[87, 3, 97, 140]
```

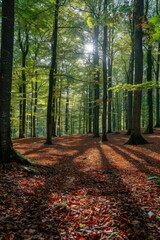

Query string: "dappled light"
[1, 132, 160, 239]
[1, 0, 160, 239]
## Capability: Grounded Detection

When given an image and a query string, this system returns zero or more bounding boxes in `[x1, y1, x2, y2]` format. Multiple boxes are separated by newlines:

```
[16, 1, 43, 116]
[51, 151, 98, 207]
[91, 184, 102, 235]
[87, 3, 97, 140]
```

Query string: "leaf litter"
[0, 131, 160, 239]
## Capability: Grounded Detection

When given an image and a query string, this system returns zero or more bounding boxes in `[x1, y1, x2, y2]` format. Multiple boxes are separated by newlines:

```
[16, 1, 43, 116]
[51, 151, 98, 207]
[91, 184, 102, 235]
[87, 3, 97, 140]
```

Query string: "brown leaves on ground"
[0, 130, 160, 240]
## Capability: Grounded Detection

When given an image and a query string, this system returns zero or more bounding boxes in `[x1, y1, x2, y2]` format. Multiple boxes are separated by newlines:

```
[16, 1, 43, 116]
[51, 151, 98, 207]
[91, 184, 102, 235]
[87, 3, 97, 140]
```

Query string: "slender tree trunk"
[126, 0, 148, 145]
[155, 42, 160, 127]
[93, 26, 100, 137]
[65, 84, 69, 134]
[88, 81, 92, 133]
[57, 78, 62, 137]
[112, 98, 116, 131]
[144, 45, 153, 133]
[19, 85, 23, 137]
[22, 66, 26, 137]
[102, 0, 108, 142]
[108, 27, 114, 133]
[33, 71, 38, 137]
[126, 49, 134, 135]
[155, 0, 160, 127]
[18, 27, 29, 138]
[46, 0, 59, 144]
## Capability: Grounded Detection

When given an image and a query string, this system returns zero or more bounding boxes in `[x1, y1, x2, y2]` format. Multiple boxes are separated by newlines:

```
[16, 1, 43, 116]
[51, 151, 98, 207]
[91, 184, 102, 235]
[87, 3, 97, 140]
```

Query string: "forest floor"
[0, 130, 160, 240]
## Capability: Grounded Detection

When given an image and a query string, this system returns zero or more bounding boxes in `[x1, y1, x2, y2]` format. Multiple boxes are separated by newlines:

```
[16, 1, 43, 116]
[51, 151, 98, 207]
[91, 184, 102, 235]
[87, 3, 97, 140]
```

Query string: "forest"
[0, 0, 160, 239]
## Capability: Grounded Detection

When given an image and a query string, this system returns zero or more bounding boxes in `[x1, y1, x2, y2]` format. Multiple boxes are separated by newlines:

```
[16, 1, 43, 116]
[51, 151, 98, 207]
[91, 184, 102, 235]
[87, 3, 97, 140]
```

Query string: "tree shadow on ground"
[1, 134, 159, 239]
[110, 144, 160, 177]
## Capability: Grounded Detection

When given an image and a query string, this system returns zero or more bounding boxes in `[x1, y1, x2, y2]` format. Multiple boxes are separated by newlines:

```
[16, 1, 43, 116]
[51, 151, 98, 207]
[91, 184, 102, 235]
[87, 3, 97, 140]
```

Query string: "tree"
[0, 0, 31, 165]
[102, 0, 108, 142]
[126, 0, 148, 145]
[126, 9, 134, 135]
[144, 45, 153, 134]
[46, 0, 60, 144]
[155, 0, 160, 127]
[18, 25, 29, 138]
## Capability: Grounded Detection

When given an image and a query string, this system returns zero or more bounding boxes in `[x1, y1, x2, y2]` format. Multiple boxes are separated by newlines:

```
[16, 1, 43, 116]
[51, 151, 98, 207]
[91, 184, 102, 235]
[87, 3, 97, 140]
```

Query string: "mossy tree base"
[125, 133, 148, 145]
[10, 149, 32, 165]
[1, 149, 32, 167]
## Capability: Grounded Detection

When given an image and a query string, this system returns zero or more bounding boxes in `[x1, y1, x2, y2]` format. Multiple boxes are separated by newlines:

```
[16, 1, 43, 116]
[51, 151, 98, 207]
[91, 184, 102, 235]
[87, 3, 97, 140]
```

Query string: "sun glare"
[85, 43, 94, 53]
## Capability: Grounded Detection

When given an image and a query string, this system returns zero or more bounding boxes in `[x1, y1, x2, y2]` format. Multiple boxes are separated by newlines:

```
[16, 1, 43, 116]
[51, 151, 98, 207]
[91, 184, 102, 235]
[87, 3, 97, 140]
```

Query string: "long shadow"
[13, 135, 95, 164]
[96, 143, 150, 240]
[1, 135, 105, 239]
[1, 135, 159, 239]
[124, 145, 160, 171]
[111, 144, 160, 177]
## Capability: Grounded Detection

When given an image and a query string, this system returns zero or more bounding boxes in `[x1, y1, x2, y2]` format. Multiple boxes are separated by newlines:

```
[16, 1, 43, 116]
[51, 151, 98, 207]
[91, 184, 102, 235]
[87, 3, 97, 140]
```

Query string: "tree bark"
[93, 25, 100, 137]
[102, 0, 108, 142]
[18, 27, 29, 138]
[46, 0, 59, 144]
[155, 42, 160, 127]
[33, 71, 38, 137]
[108, 27, 114, 133]
[144, 46, 153, 134]
[155, 0, 160, 127]
[126, 0, 148, 145]
[126, 16, 134, 135]
[65, 84, 69, 134]
[0, 0, 31, 165]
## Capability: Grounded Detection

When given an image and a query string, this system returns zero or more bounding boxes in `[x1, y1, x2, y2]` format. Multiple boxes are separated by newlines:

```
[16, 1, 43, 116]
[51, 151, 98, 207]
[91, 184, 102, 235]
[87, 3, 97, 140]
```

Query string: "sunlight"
[84, 43, 94, 53]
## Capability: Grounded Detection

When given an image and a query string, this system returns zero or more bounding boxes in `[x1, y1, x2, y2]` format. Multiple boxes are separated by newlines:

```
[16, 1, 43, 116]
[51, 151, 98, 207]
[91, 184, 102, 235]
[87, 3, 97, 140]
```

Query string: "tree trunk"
[102, 0, 108, 142]
[155, 42, 160, 127]
[88, 82, 92, 133]
[93, 25, 100, 137]
[108, 27, 114, 133]
[57, 78, 62, 137]
[65, 84, 69, 134]
[33, 71, 38, 137]
[126, 0, 148, 145]
[126, 47, 134, 135]
[18, 27, 29, 138]
[46, 0, 59, 144]
[0, 0, 31, 166]
[144, 46, 153, 134]
[155, 0, 160, 127]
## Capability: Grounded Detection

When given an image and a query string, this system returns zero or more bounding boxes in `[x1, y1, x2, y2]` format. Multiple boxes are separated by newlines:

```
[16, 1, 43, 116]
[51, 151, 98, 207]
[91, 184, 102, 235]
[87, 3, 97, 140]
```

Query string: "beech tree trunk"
[126, 16, 134, 135]
[108, 27, 114, 133]
[0, 0, 31, 165]
[46, 0, 59, 144]
[102, 0, 108, 142]
[155, 44, 160, 127]
[65, 84, 69, 134]
[18, 27, 29, 138]
[33, 71, 38, 137]
[144, 46, 153, 134]
[155, 0, 160, 127]
[93, 25, 100, 137]
[126, 0, 148, 145]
